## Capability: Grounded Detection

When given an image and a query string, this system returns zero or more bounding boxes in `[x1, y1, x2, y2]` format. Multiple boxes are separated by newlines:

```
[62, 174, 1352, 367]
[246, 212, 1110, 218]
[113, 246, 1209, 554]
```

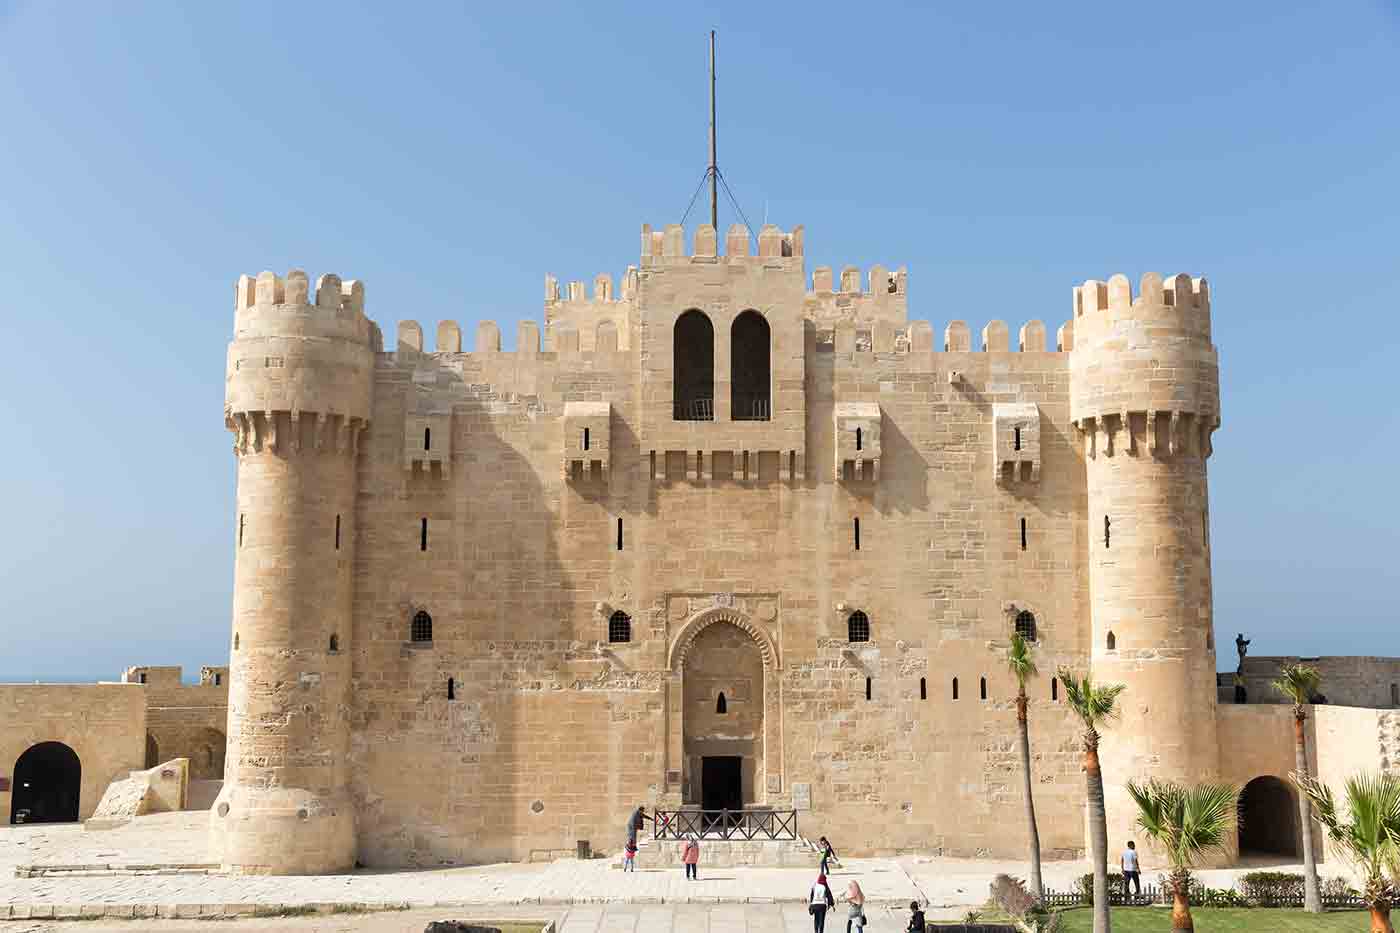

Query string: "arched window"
[329, 634, 339, 652]
[1052, 677, 1059, 701]
[1106, 630, 1116, 651]
[730, 310, 771, 421]
[920, 677, 927, 700]
[716, 692, 727, 714]
[1015, 610, 1037, 642]
[411, 610, 433, 643]
[952, 677, 959, 700]
[673, 310, 714, 421]
[608, 611, 632, 644]
[847, 610, 870, 643]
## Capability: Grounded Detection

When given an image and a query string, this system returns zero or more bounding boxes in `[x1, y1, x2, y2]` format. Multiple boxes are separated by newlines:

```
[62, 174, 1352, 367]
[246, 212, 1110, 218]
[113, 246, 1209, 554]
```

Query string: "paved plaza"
[0, 811, 1328, 930]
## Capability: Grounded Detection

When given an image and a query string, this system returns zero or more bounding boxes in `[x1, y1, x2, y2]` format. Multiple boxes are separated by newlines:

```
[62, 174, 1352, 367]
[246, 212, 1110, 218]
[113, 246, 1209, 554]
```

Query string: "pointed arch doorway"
[667, 607, 782, 811]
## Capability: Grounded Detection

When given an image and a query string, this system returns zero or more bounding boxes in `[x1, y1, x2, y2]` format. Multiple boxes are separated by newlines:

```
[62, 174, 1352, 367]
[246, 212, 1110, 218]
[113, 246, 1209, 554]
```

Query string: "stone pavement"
[0, 812, 1343, 923]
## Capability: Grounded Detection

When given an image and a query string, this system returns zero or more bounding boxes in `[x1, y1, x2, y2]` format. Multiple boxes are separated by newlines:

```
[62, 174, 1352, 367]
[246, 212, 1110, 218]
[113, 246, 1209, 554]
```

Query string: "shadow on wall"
[350, 356, 581, 868]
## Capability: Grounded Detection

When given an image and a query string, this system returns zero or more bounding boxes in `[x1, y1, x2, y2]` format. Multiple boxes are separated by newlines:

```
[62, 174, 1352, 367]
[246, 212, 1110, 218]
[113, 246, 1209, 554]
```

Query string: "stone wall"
[121, 666, 229, 781]
[0, 684, 145, 822]
[1227, 656, 1400, 709]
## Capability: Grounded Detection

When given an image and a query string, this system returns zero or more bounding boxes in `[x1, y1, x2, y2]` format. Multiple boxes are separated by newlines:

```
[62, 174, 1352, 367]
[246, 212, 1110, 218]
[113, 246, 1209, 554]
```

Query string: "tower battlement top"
[1072, 272, 1211, 340]
[235, 269, 366, 317]
[640, 223, 804, 261]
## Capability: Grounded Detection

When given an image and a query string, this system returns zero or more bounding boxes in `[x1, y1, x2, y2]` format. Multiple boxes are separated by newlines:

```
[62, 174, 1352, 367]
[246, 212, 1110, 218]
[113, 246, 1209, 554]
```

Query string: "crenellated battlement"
[808, 264, 907, 299]
[1072, 272, 1211, 341]
[234, 269, 366, 316]
[639, 222, 804, 263]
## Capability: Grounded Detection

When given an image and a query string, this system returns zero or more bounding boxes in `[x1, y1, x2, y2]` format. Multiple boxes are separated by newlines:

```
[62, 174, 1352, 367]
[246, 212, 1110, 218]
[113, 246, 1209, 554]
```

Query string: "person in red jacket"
[681, 834, 700, 880]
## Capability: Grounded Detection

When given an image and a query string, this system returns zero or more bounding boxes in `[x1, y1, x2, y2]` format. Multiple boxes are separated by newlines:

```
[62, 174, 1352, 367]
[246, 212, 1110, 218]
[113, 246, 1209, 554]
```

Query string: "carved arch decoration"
[667, 606, 779, 673]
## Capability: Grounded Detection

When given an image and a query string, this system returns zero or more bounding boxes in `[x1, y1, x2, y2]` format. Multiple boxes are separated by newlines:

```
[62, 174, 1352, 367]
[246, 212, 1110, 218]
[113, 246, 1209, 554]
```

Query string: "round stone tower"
[212, 269, 375, 874]
[1069, 272, 1221, 854]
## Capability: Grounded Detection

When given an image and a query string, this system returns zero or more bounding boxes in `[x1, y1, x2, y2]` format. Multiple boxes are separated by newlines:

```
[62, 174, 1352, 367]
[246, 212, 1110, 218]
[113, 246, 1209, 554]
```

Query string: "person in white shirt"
[809, 873, 835, 932]
[1121, 840, 1141, 897]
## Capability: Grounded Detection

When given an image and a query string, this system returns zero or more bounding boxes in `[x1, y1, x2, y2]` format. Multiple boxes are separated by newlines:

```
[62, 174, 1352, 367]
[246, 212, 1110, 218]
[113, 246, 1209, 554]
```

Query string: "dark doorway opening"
[673, 309, 715, 421]
[701, 755, 742, 814]
[1239, 775, 1299, 856]
[10, 741, 81, 824]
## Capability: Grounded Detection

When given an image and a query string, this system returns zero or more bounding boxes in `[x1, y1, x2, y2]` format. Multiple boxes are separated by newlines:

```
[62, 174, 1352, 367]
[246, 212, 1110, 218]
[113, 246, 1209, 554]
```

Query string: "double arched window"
[847, 610, 870, 643]
[672, 309, 771, 422]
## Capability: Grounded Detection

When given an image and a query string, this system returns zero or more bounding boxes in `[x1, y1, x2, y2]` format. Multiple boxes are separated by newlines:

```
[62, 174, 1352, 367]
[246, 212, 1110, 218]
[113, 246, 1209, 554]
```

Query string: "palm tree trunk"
[1084, 730, 1111, 933]
[1369, 905, 1395, 933]
[1017, 692, 1044, 900]
[1171, 887, 1194, 931]
[1171, 870, 1194, 931]
[1293, 711, 1322, 912]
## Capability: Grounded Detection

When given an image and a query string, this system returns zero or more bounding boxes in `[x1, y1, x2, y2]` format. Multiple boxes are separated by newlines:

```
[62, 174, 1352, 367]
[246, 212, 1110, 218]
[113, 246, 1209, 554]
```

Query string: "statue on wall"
[1235, 632, 1251, 672]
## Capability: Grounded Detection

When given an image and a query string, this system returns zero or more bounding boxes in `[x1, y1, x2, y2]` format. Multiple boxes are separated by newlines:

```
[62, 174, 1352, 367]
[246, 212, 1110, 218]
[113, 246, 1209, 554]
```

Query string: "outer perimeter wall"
[345, 226, 1093, 866]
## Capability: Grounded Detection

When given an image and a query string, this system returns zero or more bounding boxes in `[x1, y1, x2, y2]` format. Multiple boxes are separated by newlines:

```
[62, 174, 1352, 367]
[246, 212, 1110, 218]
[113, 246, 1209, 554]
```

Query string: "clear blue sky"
[1, 2, 1396, 682]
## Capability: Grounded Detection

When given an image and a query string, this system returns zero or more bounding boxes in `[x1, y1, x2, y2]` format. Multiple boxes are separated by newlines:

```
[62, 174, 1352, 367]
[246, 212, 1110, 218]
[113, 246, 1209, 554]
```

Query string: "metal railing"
[731, 395, 770, 421]
[653, 808, 798, 841]
[674, 397, 714, 421]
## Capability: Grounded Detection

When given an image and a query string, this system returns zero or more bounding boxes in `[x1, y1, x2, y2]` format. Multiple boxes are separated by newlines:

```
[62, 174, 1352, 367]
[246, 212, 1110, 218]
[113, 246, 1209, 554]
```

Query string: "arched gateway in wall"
[9, 741, 81, 824]
[667, 608, 781, 810]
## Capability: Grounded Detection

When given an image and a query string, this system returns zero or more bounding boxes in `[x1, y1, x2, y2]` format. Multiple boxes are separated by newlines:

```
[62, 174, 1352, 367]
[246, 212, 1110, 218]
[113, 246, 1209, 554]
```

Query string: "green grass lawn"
[1054, 907, 1372, 931]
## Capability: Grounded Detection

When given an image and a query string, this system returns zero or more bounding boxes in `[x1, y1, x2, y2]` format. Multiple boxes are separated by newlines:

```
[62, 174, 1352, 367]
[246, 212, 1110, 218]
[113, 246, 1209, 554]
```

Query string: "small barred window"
[1015, 610, 1037, 642]
[608, 610, 632, 644]
[411, 610, 433, 643]
[847, 610, 870, 643]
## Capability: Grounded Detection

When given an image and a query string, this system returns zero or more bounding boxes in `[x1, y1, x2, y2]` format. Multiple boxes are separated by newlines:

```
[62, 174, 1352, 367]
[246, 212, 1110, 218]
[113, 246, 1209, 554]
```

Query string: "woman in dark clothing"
[809, 872, 836, 932]
[818, 836, 837, 875]
[906, 900, 927, 932]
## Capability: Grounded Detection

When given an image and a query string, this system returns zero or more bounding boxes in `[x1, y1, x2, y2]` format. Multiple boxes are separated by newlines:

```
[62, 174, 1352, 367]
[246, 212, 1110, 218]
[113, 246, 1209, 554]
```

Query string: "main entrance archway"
[668, 606, 781, 808]
[1239, 775, 1299, 856]
[682, 621, 764, 808]
[10, 741, 81, 824]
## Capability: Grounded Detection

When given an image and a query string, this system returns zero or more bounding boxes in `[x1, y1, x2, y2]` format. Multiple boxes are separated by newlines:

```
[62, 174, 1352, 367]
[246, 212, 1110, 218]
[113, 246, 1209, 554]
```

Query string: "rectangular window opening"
[238, 513, 245, 548]
[919, 677, 927, 701]
[335, 514, 341, 550]
[865, 677, 872, 701]
[980, 677, 988, 700]
[853, 517, 861, 551]
[616, 517, 623, 551]
[1104, 515, 1111, 549]
[1014, 426, 1022, 451]
[424, 427, 431, 451]
[583, 427, 590, 451]
[1020, 517, 1027, 551]
[420, 517, 428, 552]
[855, 427, 863, 451]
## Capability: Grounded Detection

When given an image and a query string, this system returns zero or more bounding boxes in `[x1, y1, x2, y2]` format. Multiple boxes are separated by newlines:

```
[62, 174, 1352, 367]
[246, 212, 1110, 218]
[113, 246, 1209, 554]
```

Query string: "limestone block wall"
[1231, 656, 1400, 709]
[121, 665, 229, 780]
[0, 684, 145, 822]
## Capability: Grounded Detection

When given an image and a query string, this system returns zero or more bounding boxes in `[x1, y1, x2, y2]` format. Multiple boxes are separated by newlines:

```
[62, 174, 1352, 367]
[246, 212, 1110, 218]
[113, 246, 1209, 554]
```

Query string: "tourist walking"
[818, 835, 839, 875]
[1121, 839, 1141, 897]
[682, 833, 700, 880]
[809, 873, 836, 932]
[846, 879, 867, 932]
[906, 900, 926, 932]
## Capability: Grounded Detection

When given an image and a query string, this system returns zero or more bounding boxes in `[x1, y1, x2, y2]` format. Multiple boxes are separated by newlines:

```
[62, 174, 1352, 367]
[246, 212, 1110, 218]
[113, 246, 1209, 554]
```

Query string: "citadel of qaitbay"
[3, 212, 1400, 878]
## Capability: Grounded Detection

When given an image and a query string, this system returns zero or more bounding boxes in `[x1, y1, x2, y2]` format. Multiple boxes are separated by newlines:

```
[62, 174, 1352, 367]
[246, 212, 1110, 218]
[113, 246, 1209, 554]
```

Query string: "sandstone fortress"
[7, 221, 1394, 876]
[208, 222, 1400, 874]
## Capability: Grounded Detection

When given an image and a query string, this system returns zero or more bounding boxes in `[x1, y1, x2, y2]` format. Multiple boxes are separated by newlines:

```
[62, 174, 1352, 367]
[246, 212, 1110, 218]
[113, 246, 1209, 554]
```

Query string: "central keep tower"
[213, 270, 375, 874]
[1070, 272, 1222, 854]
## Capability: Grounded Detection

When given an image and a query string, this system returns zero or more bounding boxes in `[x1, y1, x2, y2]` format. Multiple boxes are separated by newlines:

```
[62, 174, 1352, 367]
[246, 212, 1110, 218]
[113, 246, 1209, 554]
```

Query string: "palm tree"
[1007, 632, 1044, 900]
[1273, 663, 1323, 912]
[1059, 668, 1126, 933]
[1125, 780, 1238, 932]
[1295, 771, 1400, 933]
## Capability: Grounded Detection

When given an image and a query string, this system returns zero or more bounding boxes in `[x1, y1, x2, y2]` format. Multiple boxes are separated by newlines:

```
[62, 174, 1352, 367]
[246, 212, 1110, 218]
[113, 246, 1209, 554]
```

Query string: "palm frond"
[1007, 632, 1037, 688]
[1127, 779, 1236, 870]
[1297, 770, 1400, 894]
[1272, 663, 1321, 706]
[1057, 667, 1126, 729]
